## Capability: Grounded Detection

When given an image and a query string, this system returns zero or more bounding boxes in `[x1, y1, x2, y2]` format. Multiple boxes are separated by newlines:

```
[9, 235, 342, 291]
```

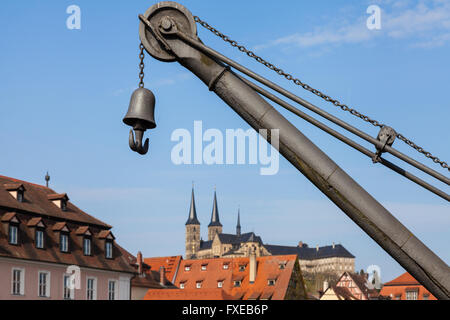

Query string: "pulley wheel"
[139, 1, 197, 62]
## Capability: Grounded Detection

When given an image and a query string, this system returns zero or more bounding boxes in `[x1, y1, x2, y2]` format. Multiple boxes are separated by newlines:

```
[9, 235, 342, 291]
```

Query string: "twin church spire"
[186, 186, 241, 239]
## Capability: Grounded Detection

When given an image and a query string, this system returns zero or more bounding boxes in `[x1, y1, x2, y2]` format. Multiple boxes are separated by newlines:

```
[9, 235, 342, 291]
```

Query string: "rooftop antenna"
[45, 171, 50, 188]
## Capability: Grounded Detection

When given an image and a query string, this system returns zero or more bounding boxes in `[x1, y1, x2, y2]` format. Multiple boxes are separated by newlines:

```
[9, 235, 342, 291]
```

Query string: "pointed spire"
[45, 171, 50, 188]
[185, 186, 200, 225]
[208, 189, 222, 227]
[236, 207, 241, 236]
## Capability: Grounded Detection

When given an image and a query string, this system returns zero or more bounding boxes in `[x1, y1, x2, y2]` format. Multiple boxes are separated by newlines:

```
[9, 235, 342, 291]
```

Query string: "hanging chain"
[193, 16, 449, 172]
[139, 43, 145, 88]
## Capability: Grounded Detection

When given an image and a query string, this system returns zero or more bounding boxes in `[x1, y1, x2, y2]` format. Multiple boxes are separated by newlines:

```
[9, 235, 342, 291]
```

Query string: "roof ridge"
[0, 175, 54, 191]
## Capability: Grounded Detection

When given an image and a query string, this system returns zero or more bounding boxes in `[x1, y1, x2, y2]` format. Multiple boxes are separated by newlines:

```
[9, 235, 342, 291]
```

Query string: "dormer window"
[4, 184, 26, 202]
[83, 237, 91, 256]
[36, 229, 44, 249]
[196, 281, 202, 289]
[217, 280, 223, 288]
[105, 241, 113, 259]
[60, 233, 69, 252]
[233, 280, 242, 287]
[9, 224, 18, 245]
[239, 264, 246, 272]
[2, 212, 20, 245]
[27, 217, 46, 249]
[47, 193, 69, 211]
[184, 265, 191, 271]
[268, 279, 276, 286]
[180, 282, 186, 289]
[201, 264, 207, 271]
[53, 222, 70, 253]
[98, 230, 115, 259]
[223, 263, 229, 270]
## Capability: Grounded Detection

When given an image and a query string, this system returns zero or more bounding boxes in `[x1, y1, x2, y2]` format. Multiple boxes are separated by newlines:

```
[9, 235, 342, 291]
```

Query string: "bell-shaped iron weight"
[123, 87, 157, 155]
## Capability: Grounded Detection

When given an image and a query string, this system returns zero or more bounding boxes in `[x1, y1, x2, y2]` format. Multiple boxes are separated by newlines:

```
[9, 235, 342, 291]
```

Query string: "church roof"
[264, 243, 354, 260]
[208, 190, 222, 227]
[199, 240, 212, 250]
[217, 232, 263, 245]
[185, 188, 200, 225]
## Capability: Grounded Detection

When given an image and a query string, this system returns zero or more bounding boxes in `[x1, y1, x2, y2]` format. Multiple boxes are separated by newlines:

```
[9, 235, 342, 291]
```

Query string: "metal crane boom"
[131, 2, 450, 299]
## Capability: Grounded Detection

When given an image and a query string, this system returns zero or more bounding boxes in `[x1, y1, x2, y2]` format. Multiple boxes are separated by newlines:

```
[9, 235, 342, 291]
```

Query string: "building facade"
[379, 272, 436, 300]
[185, 187, 355, 275]
[0, 175, 136, 300]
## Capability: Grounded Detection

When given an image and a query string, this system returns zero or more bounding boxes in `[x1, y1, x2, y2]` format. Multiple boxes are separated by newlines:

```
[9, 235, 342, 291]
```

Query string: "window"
[63, 274, 73, 300]
[201, 264, 207, 271]
[17, 190, 24, 202]
[223, 264, 229, 270]
[60, 233, 69, 252]
[61, 199, 67, 211]
[180, 282, 186, 289]
[239, 265, 246, 272]
[35, 229, 44, 249]
[11, 268, 24, 295]
[184, 265, 191, 271]
[268, 279, 276, 286]
[108, 280, 116, 300]
[38, 271, 50, 297]
[83, 237, 91, 256]
[406, 290, 418, 300]
[105, 241, 113, 259]
[217, 281, 223, 288]
[234, 280, 241, 287]
[196, 281, 202, 289]
[8, 224, 18, 245]
[87, 278, 96, 300]
[279, 263, 286, 270]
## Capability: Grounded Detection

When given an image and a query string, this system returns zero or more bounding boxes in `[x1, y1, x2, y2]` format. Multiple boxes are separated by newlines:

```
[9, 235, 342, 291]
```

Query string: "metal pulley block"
[372, 126, 396, 163]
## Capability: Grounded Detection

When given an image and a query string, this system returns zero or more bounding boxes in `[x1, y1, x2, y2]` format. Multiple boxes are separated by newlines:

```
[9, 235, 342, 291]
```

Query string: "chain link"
[139, 43, 145, 88]
[194, 16, 449, 171]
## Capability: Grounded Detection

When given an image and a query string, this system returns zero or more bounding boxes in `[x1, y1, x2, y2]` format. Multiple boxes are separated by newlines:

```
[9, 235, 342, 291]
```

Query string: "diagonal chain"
[194, 16, 449, 172]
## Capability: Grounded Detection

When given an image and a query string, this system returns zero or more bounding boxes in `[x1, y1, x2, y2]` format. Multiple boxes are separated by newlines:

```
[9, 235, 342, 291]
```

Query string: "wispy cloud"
[254, 0, 450, 51]
[112, 72, 191, 96]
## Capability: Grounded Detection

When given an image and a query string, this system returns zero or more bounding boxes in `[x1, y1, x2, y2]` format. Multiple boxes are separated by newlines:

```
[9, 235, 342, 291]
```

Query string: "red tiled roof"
[4, 183, 25, 191]
[0, 175, 110, 228]
[26, 217, 45, 227]
[47, 193, 69, 201]
[160, 255, 299, 300]
[144, 288, 233, 300]
[52, 221, 69, 231]
[383, 272, 420, 286]
[144, 255, 183, 283]
[379, 272, 437, 300]
[1, 211, 18, 222]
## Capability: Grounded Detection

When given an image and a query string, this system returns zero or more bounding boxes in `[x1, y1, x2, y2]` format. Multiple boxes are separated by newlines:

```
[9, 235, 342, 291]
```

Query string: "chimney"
[249, 248, 257, 284]
[332, 242, 335, 249]
[316, 245, 319, 252]
[323, 280, 329, 292]
[160, 266, 165, 286]
[137, 251, 143, 275]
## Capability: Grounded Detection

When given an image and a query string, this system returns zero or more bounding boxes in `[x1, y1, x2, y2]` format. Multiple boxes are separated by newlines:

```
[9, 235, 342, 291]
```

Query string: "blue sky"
[0, 0, 449, 283]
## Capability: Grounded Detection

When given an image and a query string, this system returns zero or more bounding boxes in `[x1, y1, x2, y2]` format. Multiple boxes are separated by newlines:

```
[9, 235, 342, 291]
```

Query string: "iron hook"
[129, 128, 149, 155]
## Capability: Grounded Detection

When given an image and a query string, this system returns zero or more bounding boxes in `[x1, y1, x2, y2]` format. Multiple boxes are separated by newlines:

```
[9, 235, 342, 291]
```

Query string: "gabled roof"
[264, 243, 354, 260]
[216, 232, 263, 245]
[143, 255, 183, 283]
[26, 217, 46, 228]
[164, 255, 302, 300]
[383, 272, 420, 286]
[0, 175, 110, 228]
[199, 240, 212, 249]
[1, 211, 20, 223]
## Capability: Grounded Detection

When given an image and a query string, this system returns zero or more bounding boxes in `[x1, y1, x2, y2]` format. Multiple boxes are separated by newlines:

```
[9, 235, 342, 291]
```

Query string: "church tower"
[236, 208, 241, 236]
[208, 189, 223, 241]
[185, 187, 200, 259]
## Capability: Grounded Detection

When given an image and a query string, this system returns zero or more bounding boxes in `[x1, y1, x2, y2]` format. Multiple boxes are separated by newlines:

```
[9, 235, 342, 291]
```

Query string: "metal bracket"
[373, 126, 396, 163]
